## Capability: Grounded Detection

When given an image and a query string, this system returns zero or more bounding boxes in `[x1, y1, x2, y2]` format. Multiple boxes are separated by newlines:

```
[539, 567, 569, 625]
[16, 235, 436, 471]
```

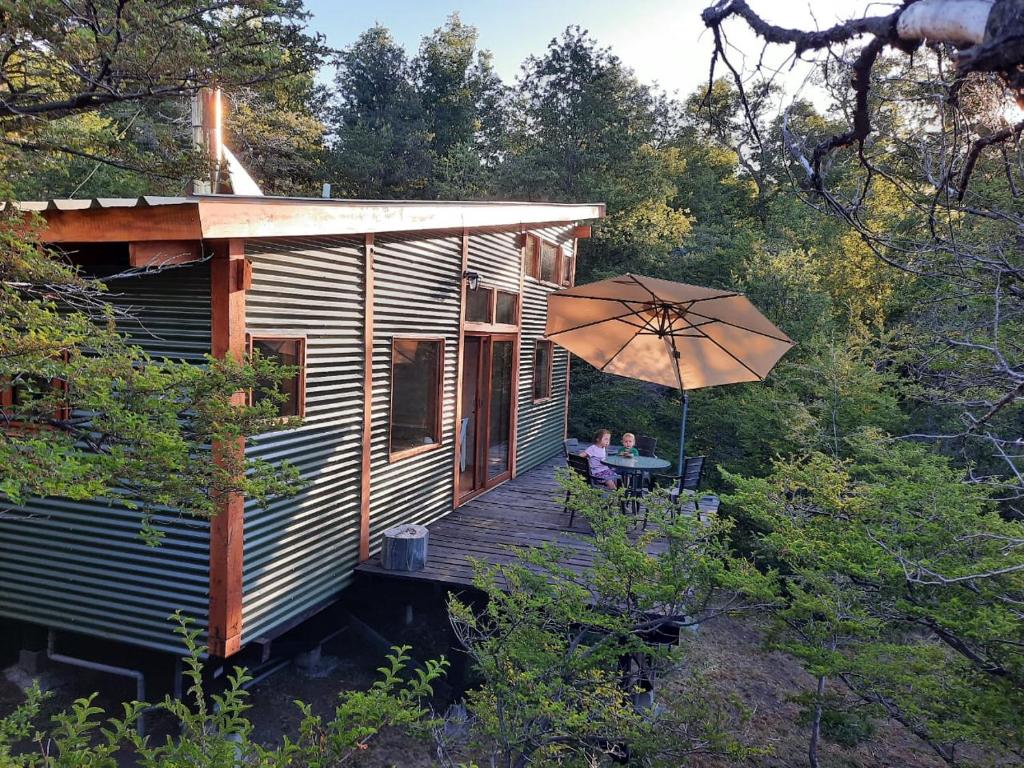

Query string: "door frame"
[457, 331, 517, 504]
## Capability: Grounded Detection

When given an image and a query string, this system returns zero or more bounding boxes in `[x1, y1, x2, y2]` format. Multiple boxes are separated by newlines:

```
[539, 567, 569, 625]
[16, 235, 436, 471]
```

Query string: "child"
[618, 432, 639, 457]
[585, 428, 620, 489]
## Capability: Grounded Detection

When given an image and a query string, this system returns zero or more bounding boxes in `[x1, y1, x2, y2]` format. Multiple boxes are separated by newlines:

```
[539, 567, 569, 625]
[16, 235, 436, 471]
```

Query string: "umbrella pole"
[677, 391, 688, 476]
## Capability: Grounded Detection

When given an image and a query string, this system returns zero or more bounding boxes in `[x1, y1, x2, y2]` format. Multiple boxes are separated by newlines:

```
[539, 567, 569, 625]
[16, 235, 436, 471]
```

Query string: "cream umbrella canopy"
[545, 273, 795, 475]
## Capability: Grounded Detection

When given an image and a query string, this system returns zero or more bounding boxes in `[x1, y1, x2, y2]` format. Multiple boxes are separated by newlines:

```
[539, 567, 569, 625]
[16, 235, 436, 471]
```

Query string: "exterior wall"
[241, 237, 365, 643]
[516, 225, 576, 474]
[368, 233, 463, 547]
[0, 261, 212, 653]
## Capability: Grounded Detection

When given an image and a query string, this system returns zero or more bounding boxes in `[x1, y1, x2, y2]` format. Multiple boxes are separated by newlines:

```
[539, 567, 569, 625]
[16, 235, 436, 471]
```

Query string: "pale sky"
[304, 0, 891, 102]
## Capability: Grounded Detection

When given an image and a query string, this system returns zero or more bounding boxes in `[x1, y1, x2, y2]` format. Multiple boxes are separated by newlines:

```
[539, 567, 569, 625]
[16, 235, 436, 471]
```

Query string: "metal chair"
[649, 455, 706, 500]
[635, 435, 657, 457]
[563, 453, 626, 527]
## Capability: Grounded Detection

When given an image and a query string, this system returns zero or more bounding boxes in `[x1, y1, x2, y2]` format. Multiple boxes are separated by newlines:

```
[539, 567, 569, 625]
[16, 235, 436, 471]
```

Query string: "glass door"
[458, 334, 515, 501]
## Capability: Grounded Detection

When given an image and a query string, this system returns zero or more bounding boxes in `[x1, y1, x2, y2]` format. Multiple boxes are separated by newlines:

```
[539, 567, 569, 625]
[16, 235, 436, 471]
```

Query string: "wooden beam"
[359, 234, 375, 561]
[39, 204, 203, 243]
[571, 224, 592, 239]
[564, 237, 579, 441]
[208, 238, 247, 658]
[511, 231, 526, 479]
[128, 240, 202, 267]
[452, 230, 470, 506]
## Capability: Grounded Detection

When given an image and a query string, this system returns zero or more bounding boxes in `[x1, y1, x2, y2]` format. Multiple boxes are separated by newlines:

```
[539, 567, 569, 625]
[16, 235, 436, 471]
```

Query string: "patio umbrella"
[545, 273, 794, 475]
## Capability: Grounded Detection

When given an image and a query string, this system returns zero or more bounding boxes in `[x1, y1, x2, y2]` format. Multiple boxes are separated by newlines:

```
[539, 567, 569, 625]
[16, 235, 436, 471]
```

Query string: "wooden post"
[564, 236, 579, 440]
[359, 234, 375, 561]
[452, 230, 470, 505]
[511, 229, 526, 479]
[208, 238, 246, 658]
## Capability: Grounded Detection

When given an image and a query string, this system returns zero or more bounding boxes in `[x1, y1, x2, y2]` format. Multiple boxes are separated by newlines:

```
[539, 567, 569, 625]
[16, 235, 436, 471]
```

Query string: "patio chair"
[648, 455, 706, 502]
[635, 435, 657, 457]
[562, 438, 581, 458]
[563, 453, 625, 527]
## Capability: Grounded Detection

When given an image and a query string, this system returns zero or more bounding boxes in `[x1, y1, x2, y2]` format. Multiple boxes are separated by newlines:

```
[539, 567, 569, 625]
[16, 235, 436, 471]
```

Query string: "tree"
[438, 473, 775, 766]
[1, 0, 328, 191]
[327, 25, 432, 198]
[701, 0, 1024, 505]
[722, 436, 1024, 765]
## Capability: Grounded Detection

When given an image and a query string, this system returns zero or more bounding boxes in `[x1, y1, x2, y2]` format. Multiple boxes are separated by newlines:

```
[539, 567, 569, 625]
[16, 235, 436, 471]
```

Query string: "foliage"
[0, 212, 302, 541]
[0, 614, 446, 766]
[722, 436, 1024, 763]
[440, 470, 773, 766]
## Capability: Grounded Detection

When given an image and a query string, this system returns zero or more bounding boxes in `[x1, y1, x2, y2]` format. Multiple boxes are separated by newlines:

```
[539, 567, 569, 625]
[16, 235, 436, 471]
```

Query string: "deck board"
[356, 455, 607, 588]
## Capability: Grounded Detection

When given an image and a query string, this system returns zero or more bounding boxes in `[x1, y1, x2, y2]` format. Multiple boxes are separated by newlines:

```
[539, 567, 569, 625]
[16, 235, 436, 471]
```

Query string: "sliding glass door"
[459, 333, 515, 501]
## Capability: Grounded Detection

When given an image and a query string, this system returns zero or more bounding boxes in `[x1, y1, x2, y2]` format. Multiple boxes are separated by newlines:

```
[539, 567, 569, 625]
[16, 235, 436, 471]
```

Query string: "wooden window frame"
[388, 336, 445, 462]
[246, 333, 307, 420]
[526, 234, 565, 287]
[532, 339, 554, 403]
[1, 353, 71, 430]
[464, 285, 519, 333]
[560, 248, 574, 287]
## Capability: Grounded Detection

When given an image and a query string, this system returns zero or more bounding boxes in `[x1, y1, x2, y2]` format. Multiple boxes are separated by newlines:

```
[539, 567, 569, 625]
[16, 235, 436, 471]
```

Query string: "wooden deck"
[356, 455, 606, 588]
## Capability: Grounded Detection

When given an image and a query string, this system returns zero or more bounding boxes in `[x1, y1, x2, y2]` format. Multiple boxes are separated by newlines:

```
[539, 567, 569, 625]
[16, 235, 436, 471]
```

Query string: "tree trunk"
[809, 674, 826, 768]
[380, 523, 428, 571]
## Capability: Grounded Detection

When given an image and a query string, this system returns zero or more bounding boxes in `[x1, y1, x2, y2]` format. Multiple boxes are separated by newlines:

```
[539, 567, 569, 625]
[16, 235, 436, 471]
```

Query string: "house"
[0, 195, 604, 658]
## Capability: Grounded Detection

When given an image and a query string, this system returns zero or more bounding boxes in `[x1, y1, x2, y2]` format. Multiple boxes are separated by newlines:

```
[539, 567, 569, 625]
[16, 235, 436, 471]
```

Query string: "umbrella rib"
[545, 307, 650, 337]
[683, 310, 795, 344]
[624, 273, 662, 303]
[598, 332, 643, 373]
[689, 325, 767, 381]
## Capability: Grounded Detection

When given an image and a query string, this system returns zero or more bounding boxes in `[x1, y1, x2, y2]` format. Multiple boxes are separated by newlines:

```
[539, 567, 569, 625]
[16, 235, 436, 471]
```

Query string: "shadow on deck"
[356, 455, 603, 589]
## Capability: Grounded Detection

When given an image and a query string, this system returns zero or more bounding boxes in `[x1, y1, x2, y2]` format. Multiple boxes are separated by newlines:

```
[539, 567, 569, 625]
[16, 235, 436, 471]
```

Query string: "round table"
[601, 454, 671, 512]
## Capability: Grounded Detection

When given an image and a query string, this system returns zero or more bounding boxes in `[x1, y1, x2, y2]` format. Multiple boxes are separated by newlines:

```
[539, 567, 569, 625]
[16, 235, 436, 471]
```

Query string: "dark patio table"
[601, 454, 670, 513]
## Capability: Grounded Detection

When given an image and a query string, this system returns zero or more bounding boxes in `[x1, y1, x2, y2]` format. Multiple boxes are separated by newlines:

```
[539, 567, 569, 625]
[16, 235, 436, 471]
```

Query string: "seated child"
[585, 428, 620, 489]
[618, 432, 639, 457]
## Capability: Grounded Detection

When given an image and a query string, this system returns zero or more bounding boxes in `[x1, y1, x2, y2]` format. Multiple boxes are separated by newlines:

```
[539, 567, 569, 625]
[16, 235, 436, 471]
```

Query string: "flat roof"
[4, 195, 605, 243]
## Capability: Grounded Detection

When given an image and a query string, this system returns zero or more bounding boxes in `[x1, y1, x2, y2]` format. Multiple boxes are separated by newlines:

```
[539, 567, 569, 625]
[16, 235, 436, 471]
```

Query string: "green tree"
[327, 25, 431, 198]
[723, 437, 1024, 765]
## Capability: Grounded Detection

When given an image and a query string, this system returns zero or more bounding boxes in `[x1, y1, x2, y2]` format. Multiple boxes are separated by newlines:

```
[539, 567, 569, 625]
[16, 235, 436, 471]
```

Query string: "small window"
[540, 242, 560, 283]
[525, 234, 541, 279]
[1, 374, 69, 426]
[533, 340, 553, 401]
[466, 286, 492, 323]
[495, 291, 518, 325]
[561, 251, 574, 287]
[250, 336, 306, 418]
[390, 338, 444, 459]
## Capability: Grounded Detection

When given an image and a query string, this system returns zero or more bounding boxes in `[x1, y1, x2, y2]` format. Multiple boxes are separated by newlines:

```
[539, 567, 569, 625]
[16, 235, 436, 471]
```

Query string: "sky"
[303, 0, 887, 102]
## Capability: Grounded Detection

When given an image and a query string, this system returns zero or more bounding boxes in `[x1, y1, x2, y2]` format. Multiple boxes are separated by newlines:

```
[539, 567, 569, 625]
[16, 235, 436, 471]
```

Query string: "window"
[465, 286, 518, 327]
[390, 338, 444, 459]
[1, 354, 70, 428]
[495, 291, 518, 325]
[525, 234, 541, 279]
[560, 250, 574, 287]
[249, 336, 305, 418]
[466, 286, 492, 323]
[540, 241, 559, 283]
[533, 340, 553, 401]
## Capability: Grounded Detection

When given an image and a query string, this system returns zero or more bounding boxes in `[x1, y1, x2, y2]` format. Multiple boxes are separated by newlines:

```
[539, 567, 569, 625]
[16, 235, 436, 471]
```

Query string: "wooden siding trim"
[453, 231, 470, 506]
[565, 237, 579, 438]
[209, 237, 246, 658]
[532, 339, 555, 403]
[359, 234, 375, 561]
[511, 233, 526, 479]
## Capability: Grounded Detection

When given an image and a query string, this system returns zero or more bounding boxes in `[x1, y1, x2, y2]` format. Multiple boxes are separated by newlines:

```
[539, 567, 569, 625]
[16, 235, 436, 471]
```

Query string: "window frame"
[464, 285, 519, 332]
[532, 339, 554, 403]
[246, 333, 307, 421]
[1, 353, 71, 430]
[525, 234, 565, 287]
[388, 336, 446, 462]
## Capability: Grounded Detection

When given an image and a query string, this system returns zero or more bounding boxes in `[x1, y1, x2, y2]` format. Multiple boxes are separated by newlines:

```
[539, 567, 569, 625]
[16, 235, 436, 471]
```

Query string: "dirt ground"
[0, 609, 986, 767]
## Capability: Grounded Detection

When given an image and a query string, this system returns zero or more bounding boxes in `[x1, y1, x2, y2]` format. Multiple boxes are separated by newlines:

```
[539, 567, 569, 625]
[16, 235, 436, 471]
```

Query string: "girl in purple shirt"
[585, 428, 620, 489]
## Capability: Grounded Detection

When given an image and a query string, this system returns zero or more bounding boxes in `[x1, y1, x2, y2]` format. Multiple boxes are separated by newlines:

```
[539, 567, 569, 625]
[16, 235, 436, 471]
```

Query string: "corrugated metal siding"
[517, 226, 575, 473]
[467, 230, 522, 294]
[369, 233, 462, 546]
[0, 261, 212, 653]
[241, 237, 365, 643]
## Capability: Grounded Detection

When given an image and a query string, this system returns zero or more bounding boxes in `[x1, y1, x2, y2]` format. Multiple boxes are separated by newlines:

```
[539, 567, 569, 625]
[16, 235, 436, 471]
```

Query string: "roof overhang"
[7, 195, 606, 243]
